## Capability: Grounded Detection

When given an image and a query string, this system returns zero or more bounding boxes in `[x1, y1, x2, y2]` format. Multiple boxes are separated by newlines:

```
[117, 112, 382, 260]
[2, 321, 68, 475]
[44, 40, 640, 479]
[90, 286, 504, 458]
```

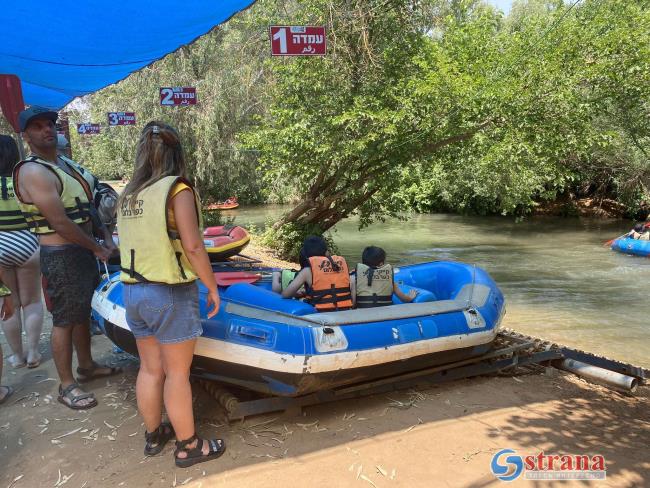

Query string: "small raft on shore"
[92, 260, 505, 397]
[203, 225, 250, 261]
[610, 237, 650, 257]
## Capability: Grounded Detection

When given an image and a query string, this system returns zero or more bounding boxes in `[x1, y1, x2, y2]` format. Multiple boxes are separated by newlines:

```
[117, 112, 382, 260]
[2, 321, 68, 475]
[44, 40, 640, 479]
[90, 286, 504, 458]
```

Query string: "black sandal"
[144, 421, 175, 456]
[174, 434, 226, 468]
[57, 383, 98, 410]
[76, 361, 123, 383]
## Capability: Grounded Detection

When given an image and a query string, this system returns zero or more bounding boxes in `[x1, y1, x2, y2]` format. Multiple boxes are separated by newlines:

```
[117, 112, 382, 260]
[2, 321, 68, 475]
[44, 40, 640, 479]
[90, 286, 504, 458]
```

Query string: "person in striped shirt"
[0, 135, 43, 368]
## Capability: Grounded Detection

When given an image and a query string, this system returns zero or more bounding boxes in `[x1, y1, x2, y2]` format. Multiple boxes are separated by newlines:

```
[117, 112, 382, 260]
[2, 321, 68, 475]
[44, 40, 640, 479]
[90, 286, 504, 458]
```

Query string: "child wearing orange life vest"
[355, 246, 417, 308]
[273, 235, 354, 312]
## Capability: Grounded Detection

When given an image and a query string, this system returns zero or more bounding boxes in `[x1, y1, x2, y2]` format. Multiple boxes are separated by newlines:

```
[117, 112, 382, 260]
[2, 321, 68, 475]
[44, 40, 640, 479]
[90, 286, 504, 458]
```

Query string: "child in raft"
[272, 235, 354, 312]
[625, 223, 650, 240]
[354, 246, 417, 308]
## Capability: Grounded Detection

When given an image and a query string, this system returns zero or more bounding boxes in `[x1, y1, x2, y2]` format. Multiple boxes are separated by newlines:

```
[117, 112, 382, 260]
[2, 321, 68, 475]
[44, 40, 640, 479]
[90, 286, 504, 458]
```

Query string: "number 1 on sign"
[273, 27, 287, 54]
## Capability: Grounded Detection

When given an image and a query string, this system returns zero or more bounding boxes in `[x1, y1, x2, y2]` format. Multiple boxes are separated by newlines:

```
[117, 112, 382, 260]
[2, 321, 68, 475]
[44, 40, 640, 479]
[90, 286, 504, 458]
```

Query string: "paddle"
[214, 271, 261, 287]
[604, 233, 629, 247]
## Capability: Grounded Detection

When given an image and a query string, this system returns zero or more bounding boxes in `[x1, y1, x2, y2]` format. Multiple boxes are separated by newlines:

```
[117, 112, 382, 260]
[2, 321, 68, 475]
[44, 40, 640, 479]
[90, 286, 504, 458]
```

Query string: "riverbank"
[1, 242, 649, 487]
[1, 317, 648, 488]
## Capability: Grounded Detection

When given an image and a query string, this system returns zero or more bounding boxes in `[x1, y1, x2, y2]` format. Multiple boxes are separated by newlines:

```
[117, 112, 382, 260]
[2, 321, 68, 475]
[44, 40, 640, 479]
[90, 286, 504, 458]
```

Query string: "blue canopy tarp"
[0, 0, 256, 109]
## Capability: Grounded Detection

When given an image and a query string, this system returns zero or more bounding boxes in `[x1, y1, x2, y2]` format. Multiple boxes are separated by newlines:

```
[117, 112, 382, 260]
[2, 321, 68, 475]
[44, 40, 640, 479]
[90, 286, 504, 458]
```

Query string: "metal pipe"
[554, 358, 638, 393]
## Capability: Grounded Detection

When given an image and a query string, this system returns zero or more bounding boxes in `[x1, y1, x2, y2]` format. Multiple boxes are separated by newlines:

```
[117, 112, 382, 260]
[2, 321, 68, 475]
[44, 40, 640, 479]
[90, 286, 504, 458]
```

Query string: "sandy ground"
[1, 245, 649, 487]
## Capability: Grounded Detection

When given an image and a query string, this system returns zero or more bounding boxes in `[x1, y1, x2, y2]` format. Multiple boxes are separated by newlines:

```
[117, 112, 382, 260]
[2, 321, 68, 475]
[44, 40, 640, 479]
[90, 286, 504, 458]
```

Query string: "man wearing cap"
[13, 106, 119, 410]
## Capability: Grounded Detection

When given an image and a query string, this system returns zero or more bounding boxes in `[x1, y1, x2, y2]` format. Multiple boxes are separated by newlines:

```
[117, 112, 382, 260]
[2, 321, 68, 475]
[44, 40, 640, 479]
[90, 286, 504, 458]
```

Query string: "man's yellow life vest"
[59, 155, 97, 193]
[355, 263, 394, 308]
[0, 176, 28, 230]
[12, 155, 92, 234]
[118, 176, 203, 285]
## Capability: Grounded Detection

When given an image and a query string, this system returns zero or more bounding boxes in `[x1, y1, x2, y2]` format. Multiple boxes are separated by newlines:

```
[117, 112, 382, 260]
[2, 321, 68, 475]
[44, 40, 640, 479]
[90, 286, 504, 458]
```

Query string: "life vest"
[355, 263, 394, 308]
[281, 269, 299, 290]
[58, 155, 98, 193]
[306, 255, 353, 311]
[0, 177, 28, 231]
[12, 155, 92, 234]
[118, 176, 203, 285]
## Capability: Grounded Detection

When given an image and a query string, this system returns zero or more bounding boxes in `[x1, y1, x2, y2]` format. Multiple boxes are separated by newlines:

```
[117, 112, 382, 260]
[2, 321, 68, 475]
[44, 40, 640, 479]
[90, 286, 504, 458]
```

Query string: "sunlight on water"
[236, 206, 649, 367]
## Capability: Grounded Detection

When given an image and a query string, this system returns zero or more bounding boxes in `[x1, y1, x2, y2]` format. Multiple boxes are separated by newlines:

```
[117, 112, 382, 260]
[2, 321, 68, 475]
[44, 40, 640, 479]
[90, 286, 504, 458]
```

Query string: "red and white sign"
[77, 123, 100, 135]
[107, 112, 136, 126]
[159, 87, 197, 106]
[270, 26, 326, 56]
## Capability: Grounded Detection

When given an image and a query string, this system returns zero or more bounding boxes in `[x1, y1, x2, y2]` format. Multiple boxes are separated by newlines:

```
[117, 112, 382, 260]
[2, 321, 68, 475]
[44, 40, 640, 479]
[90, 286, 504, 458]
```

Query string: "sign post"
[159, 87, 197, 106]
[77, 123, 101, 135]
[269, 26, 326, 56]
[107, 112, 136, 126]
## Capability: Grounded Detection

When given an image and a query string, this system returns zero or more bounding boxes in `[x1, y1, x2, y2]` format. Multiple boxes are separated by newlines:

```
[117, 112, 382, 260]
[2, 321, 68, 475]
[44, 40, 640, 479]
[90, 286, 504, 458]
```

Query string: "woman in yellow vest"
[117, 122, 224, 468]
[0, 135, 43, 368]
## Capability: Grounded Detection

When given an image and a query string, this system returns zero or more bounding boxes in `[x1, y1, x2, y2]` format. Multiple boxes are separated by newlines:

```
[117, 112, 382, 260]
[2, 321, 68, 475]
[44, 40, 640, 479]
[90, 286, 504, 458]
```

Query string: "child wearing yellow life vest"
[274, 235, 353, 312]
[355, 246, 417, 308]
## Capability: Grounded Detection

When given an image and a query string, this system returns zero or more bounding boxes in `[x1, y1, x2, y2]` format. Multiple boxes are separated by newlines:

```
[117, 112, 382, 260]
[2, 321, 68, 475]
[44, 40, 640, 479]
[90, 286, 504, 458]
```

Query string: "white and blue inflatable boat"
[611, 237, 650, 257]
[92, 261, 505, 397]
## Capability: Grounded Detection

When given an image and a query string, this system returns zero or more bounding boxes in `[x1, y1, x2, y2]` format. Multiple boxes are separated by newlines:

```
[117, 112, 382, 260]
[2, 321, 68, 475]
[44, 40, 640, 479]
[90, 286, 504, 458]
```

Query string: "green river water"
[231, 205, 650, 368]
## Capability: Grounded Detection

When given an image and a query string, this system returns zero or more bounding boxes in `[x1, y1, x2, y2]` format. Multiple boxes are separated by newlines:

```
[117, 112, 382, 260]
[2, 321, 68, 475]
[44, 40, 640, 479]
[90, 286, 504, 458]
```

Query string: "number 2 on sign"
[273, 27, 287, 54]
[160, 88, 174, 105]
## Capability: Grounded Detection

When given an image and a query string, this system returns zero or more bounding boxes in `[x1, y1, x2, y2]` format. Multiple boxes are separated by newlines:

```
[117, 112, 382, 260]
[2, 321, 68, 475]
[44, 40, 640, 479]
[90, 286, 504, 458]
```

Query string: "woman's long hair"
[0, 135, 20, 177]
[119, 121, 187, 207]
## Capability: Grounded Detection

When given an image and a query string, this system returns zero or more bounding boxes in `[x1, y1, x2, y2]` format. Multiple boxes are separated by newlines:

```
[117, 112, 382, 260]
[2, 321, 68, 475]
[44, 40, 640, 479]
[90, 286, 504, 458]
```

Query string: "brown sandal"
[76, 361, 123, 383]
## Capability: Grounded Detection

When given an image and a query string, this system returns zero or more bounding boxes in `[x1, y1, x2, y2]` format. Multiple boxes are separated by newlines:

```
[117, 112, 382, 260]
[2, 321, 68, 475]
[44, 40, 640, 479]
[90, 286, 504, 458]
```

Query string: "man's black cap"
[18, 106, 58, 132]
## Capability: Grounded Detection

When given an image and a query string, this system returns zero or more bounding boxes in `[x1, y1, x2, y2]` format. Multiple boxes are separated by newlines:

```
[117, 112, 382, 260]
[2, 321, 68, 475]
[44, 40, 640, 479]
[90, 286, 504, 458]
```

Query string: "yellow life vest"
[59, 155, 97, 193]
[12, 155, 92, 234]
[355, 263, 394, 308]
[0, 176, 28, 230]
[118, 176, 203, 285]
[281, 269, 299, 290]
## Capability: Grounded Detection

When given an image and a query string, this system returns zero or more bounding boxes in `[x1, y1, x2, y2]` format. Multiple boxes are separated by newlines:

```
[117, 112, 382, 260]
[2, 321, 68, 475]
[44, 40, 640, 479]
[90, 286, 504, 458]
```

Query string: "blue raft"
[611, 237, 650, 257]
[92, 261, 506, 397]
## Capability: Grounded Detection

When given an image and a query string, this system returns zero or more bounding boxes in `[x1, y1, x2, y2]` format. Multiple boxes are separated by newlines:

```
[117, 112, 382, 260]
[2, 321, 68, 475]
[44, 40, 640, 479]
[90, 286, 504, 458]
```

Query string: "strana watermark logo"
[490, 449, 606, 482]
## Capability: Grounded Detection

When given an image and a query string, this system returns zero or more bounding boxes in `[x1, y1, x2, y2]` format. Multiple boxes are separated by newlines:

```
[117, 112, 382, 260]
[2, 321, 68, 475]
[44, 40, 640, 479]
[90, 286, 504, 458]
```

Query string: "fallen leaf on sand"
[104, 421, 116, 429]
[360, 474, 377, 488]
[390, 468, 396, 480]
[51, 427, 82, 440]
[376, 465, 387, 476]
[356, 465, 363, 480]
[513, 376, 524, 383]
[7, 474, 24, 488]
[180, 477, 192, 485]
[296, 421, 319, 430]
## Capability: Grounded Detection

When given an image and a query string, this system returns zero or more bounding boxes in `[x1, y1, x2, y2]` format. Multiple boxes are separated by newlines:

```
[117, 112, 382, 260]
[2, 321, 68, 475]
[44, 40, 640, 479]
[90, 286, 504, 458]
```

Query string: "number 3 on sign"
[273, 27, 287, 54]
[160, 88, 174, 106]
[108, 113, 118, 125]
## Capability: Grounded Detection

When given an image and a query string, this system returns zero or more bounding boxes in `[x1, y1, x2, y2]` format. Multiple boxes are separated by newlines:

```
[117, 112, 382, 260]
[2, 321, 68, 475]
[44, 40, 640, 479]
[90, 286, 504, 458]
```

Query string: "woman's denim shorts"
[123, 281, 202, 344]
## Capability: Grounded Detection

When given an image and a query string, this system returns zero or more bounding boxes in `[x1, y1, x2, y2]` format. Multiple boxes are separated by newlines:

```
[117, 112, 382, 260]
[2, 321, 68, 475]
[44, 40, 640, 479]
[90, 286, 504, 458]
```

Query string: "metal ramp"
[196, 329, 648, 420]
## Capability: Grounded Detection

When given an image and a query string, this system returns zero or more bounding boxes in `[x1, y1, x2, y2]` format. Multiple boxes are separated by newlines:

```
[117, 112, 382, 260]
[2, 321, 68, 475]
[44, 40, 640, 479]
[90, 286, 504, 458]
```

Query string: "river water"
[231, 205, 649, 368]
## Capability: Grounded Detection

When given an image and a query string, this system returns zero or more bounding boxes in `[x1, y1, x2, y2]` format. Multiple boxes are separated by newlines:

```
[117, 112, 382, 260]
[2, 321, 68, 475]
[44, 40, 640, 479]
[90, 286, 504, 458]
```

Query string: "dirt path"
[1, 246, 649, 487]
[1, 317, 648, 488]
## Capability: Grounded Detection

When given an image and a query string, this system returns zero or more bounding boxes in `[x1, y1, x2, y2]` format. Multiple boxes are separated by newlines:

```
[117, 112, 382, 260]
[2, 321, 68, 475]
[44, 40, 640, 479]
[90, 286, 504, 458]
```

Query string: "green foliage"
[57, 0, 649, 258]
[69, 5, 277, 204]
